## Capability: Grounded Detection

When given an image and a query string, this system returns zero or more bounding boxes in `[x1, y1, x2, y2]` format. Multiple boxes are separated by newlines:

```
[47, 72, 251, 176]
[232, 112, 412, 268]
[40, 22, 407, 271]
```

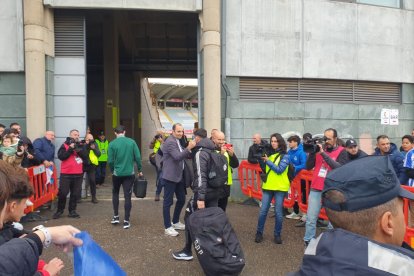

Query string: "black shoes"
[255, 233, 263, 243]
[52, 210, 63, 219]
[274, 236, 282, 244]
[91, 196, 99, 204]
[111, 216, 120, 224]
[123, 220, 130, 229]
[154, 194, 160, 201]
[68, 211, 80, 218]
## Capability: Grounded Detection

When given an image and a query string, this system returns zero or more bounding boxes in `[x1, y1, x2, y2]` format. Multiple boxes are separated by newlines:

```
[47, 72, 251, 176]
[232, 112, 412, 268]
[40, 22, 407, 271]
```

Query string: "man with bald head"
[33, 131, 56, 167]
[211, 131, 239, 211]
[247, 133, 268, 165]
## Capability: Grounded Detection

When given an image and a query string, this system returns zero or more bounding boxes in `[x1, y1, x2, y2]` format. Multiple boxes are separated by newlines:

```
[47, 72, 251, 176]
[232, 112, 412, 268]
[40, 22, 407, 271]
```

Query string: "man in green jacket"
[108, 125, 143, 229]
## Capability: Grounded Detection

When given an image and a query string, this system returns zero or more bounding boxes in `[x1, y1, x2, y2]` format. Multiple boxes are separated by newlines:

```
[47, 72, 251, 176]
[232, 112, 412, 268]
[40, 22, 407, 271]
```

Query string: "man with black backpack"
[172, 128, 224, 261]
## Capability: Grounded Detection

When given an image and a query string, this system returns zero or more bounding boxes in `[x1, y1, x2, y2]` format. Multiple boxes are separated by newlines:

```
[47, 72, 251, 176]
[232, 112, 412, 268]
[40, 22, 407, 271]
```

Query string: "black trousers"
[57, 174, 83, 212]
[183, 193, 218, 253]
[218, 185, 231, 211]
[112, 175, 134, 221]
[84, 166, 97, 197]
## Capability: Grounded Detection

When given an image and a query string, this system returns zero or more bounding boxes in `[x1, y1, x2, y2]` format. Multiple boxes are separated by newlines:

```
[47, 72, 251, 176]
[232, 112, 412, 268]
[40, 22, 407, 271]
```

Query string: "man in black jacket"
[172, 128, 219, 261]
[320, 138, 368, 169]
[247, 133, 268, 164]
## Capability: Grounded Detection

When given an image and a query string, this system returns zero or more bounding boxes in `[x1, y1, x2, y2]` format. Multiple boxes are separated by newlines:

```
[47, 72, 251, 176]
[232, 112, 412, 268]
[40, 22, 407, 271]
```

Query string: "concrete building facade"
[1, 0, 414, 199]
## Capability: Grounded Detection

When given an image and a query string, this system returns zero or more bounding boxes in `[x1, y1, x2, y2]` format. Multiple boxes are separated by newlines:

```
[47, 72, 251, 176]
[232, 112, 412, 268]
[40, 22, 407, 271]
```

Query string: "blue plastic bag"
[74, 231, 126, 276]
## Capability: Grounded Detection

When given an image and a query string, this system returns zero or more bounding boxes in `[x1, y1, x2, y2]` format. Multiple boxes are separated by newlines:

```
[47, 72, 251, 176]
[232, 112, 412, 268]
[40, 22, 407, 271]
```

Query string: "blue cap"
[322, 156, 414, 212]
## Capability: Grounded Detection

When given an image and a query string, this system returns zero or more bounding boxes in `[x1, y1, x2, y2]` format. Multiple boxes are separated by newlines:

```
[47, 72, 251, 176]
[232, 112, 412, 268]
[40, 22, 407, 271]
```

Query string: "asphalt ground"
[23, 162, 319, 276]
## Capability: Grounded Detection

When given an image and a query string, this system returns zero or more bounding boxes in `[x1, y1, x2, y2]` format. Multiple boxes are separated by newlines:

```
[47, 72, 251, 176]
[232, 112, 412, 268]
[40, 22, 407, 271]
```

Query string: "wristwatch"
[32, 225, 52, 248]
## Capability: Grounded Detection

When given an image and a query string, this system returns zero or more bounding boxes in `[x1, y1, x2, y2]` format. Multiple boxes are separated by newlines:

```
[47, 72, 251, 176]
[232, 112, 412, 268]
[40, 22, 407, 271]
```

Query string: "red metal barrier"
[24, 165, 58, 214]
[238, 160, 327, 220]
[402, 185, 414, 248]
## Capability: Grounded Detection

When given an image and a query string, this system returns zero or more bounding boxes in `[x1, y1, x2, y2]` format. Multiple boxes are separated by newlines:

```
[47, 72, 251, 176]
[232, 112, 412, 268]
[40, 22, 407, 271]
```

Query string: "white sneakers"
[172, 221, 185, 230]
[165, 227, 179, 237]
[165, 221, 185, 236]
[286, 212, 301, 220]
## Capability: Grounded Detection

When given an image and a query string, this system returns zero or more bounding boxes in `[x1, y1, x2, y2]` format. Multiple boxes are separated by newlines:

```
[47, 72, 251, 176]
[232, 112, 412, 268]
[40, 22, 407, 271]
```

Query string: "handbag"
[133, 176, 147, 198]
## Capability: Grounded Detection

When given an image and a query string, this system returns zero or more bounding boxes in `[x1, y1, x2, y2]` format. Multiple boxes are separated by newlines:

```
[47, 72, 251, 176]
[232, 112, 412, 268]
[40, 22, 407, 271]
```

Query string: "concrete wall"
[225, 0, 414, 83]
[0, 0, 24, 71]
[0, 73, 26, 130]
[46, 56, 55, 131]
[43, 0, 202, 11]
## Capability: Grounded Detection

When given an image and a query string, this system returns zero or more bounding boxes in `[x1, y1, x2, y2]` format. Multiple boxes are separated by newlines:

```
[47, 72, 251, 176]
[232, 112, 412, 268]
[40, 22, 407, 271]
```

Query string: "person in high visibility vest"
[255, 133, 291, 245]
[211, 131, 239, 211]
[95, 131, 109, 185]
[83, 134, 101, 203]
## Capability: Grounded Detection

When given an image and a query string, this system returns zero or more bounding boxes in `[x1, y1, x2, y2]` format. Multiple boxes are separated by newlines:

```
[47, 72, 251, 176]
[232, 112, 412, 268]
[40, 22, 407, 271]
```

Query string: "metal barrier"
[402, 185, 414, 248]
[24, 165, 58, 214]
[238, 160, 414, 246]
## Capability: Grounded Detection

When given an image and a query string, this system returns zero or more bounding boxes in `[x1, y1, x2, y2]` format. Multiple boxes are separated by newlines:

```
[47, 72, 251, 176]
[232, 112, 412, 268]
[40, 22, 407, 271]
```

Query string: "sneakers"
[123, 220, 130, 229]
[254, 233, 263, 243]
[52, 210, 63, 219]
[172, 250, 193, 261]
[68, 211, 80, 218]
[165, 226, 179, 237]
[274, 235, 282, 244]
[111, 216, 120, 224]
[285, 212, 301, 220]
[172, 221, 185, 231]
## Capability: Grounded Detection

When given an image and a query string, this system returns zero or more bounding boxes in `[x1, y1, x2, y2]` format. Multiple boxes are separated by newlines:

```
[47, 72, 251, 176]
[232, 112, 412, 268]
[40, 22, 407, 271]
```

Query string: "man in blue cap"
[290, 156, 414, 275]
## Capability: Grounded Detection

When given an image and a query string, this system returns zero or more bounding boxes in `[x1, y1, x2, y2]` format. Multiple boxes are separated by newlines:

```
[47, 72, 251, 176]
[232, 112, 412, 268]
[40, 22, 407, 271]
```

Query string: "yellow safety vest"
[223, 152, 233, 185]
[261, 153, 290, 192]
[89, 150, 99, 166]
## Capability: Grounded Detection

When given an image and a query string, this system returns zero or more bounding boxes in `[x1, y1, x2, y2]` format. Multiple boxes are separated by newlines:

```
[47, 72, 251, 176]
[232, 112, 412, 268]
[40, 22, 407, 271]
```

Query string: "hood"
[195, 138, 216, 151]
[374, 142, 399, 155]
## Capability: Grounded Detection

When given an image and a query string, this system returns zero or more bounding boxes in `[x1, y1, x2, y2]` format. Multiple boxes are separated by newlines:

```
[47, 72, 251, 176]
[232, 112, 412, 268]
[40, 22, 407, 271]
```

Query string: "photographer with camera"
[53, 129, 88, 219]
[82, 133, 101, 204]
[248, 133, 270, 174]
[303, 128, 345, 248]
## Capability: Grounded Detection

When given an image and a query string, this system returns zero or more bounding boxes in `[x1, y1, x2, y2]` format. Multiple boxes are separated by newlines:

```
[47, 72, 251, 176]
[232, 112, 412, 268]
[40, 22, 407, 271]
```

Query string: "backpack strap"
[265, 153, 280, 176]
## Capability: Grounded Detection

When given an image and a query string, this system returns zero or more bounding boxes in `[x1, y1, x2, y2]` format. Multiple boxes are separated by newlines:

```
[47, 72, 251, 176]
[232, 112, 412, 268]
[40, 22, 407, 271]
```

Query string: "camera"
[303, 137, 328, 153]
[254, 143, 273, 158]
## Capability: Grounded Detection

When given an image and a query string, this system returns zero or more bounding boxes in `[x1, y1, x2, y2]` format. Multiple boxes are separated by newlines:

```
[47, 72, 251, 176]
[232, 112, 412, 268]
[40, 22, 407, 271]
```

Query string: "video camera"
[254, 143, 273, 158]
[65, 137, 86, 150]
[303, 136, 328, 153]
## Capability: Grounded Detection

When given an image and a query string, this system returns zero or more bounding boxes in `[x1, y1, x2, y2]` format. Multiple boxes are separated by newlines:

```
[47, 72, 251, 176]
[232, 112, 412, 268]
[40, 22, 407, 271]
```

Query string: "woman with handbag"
[254, 133, 291, 245]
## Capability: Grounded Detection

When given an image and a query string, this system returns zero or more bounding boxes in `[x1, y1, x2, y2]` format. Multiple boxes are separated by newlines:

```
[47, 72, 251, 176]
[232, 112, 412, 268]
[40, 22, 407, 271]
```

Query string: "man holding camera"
[303, 128, 345, 247]
[248, 133, 269, 173]
[53, 129, 88, 219]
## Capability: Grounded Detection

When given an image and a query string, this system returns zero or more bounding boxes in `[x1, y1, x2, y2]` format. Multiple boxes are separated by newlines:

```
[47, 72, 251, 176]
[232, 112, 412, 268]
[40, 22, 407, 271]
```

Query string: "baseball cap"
[345, 139, 358, 148]
[322, 155, 414, 212]
[114, 125, 125, 134]
[99, 131, 105, 136]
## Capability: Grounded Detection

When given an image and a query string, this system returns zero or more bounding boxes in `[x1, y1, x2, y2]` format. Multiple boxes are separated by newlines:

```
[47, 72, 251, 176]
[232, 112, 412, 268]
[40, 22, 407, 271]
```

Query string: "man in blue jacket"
[286, 135, 307, 220]
[374, 135, 406, 184]
[33, 131, 55, 168]
[290, 156, 414, 275]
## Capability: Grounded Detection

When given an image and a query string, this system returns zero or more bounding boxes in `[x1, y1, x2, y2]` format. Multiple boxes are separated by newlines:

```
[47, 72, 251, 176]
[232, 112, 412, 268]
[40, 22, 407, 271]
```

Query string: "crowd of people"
[2, 120, 414, 274]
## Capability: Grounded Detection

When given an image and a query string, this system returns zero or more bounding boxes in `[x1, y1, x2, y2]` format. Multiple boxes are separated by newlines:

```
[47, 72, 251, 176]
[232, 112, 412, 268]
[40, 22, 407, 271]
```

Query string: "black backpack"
[201, 148, 228, 188]
[188, 207, 245, 276]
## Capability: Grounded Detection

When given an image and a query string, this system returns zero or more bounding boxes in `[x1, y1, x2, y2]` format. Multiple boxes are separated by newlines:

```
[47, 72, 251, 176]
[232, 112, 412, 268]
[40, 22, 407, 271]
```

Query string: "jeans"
[162, 177, 186, 229]
[155, 170, 164, 196]
[57, 174, 83, 212]
[112, 175, 134, 221]
[304, 190, 322, 242]
[256, 190, 286, 237]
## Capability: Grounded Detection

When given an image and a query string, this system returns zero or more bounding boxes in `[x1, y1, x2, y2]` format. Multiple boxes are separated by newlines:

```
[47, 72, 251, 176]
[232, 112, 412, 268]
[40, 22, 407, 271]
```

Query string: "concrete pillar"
[200, 0, 221, 134]
[24, 0, 46, 139]
[103, 13, 120, 141]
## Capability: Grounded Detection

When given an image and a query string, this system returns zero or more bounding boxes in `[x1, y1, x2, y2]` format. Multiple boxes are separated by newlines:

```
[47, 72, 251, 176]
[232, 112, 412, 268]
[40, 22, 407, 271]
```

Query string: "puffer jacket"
[374, 143, 407, 184]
